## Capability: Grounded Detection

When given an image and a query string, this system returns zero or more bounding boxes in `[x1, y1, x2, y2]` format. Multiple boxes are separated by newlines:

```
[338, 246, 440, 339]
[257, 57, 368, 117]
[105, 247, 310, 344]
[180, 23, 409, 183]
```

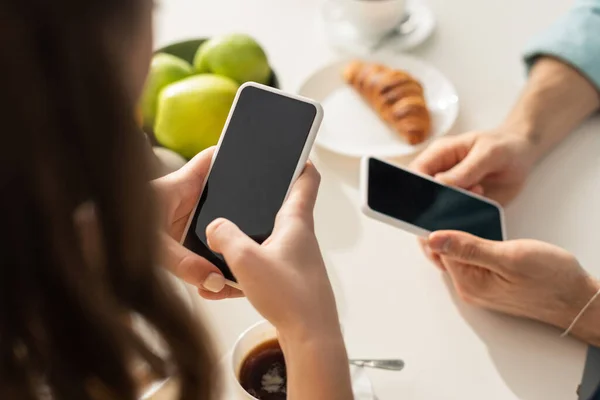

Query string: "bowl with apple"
[141, 34, 279, 176]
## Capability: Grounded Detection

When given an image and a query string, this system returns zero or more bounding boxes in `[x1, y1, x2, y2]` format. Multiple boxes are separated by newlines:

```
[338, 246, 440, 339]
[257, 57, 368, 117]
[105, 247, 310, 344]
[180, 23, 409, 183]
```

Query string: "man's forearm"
[502, 57, 600, 163]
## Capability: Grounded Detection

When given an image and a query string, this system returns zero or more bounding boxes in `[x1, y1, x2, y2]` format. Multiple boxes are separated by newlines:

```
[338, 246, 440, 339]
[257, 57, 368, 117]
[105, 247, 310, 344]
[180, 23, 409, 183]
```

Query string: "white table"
[154, 0, 600, 398]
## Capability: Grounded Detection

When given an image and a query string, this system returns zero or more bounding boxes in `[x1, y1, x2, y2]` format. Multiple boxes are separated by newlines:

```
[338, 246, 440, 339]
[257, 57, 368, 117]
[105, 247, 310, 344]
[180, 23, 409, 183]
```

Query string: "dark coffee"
[239, 339, 287, 399]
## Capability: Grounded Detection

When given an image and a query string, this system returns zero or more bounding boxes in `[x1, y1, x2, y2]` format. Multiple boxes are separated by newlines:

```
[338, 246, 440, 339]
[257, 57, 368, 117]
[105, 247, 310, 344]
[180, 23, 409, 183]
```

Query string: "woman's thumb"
[205, 218, 262, 273]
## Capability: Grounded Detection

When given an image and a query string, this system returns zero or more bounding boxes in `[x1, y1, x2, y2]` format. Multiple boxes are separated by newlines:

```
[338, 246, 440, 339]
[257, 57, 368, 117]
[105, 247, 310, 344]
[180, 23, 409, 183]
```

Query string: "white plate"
[298, 54, 459, 158]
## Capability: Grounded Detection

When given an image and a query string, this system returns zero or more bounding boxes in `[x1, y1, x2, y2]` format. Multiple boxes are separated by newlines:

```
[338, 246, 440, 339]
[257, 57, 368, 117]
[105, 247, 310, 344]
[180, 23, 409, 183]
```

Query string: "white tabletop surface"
[153, 0, 600, 398]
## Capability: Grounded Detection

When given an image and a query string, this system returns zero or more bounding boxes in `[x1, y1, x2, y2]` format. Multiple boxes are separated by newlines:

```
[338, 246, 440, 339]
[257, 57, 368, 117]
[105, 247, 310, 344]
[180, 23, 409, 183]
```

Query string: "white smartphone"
[360, 156, 506, 240]
[180, 82, 323, 288]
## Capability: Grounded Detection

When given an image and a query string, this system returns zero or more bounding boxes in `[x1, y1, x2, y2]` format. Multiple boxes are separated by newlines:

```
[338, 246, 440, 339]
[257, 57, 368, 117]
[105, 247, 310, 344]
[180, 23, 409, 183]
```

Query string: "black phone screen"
[184, 86, 318, 281]
[367, 158, 504, 241]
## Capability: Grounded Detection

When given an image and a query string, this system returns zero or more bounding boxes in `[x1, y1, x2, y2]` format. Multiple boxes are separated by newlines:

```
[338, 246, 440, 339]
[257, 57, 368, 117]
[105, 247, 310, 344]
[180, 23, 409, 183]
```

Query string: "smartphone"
[181, 82, 323, 287]
[360, 157, 506, 241]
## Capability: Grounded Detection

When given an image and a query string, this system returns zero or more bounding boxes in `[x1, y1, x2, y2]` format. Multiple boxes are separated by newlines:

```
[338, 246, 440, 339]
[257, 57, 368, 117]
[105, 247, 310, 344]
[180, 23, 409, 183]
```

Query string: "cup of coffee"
[336, 0, 406, 39]
[231, 320, 286, 399]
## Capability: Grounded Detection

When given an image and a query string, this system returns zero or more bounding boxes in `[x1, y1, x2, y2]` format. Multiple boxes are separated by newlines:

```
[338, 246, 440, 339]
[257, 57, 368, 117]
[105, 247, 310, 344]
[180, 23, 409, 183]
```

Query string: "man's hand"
[427, 230, 600, 346]
[412, 57, 600, 207]
[153, 147, 243, 300]
[411, 130, 535, 205]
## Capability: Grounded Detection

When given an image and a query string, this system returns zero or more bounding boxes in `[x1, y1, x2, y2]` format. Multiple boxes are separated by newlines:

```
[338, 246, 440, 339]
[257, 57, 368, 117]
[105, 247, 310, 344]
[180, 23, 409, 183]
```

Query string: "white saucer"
[298, 54, 459, 158]
[219, 351, 376, 399]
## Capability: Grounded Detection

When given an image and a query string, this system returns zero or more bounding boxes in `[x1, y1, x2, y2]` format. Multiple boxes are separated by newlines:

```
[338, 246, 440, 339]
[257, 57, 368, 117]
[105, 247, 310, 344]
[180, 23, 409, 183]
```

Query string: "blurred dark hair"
[0, 0, 215, 399]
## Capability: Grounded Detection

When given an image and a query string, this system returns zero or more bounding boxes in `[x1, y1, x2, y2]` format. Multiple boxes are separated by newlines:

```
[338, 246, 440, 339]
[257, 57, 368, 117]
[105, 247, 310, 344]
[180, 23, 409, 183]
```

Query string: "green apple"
[193, 33, 271, 85]
[154, 74, 239, 159]
[140, 53, 193, 129]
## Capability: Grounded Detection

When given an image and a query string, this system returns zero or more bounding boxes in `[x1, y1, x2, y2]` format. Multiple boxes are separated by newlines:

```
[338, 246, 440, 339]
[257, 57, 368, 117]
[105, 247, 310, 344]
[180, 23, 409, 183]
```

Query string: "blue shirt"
[523, 1, 600, 399]
[524, 0, 600, 90]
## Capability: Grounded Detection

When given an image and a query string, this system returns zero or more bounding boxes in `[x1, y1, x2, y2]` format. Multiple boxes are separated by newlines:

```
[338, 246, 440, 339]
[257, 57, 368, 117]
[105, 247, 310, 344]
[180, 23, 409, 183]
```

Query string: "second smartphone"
[361, 157, 506, 241]
[181, 82, 323, 287]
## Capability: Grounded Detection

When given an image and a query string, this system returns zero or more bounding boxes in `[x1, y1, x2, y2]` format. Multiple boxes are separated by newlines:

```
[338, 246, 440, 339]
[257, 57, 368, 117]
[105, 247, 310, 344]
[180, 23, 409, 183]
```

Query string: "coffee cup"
[230, 320, 279, 399]
[340, 0, 406, 39]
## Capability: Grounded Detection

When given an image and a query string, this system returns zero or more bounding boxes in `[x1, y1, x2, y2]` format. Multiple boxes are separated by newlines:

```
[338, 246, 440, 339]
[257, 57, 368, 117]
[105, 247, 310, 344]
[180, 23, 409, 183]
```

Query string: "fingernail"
[203, 273, 225, 293]
[429, 235, 451, 253]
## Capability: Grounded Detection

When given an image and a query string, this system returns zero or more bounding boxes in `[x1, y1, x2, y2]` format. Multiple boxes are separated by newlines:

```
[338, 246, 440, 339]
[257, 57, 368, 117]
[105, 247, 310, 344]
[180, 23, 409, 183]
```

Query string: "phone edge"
[360, 156, 507, 241]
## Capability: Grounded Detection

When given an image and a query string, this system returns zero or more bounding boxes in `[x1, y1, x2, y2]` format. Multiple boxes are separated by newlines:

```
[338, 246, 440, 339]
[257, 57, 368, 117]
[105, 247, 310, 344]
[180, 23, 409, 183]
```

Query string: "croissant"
[343, 60, 431, 145]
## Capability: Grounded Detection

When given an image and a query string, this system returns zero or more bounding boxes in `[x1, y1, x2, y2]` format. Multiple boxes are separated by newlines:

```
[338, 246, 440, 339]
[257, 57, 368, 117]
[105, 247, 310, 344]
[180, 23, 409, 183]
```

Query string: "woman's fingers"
[205, 218, 266, 286]
[275, 161, 321, 227]
[160, 233, 226, 293]
[198, 286, 244, 301]
[174, 146, 215, 184]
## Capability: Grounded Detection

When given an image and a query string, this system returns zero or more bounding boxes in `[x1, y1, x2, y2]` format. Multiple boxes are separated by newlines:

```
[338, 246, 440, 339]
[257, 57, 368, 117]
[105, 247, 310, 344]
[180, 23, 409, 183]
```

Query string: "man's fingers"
[410, 136, 473, 177]
[469, 184, 485, 196]
[418, 238, 446, 271]
[427, 231, 505, 273]
[435, 146, 495, 189]
[161, 234, 226, 293]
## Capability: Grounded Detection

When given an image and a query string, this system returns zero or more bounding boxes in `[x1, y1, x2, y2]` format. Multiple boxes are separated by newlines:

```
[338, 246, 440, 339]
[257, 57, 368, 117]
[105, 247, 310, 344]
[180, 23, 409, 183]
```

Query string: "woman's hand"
[153, 147, 242, 300]
[206, 163, 340, 337]
[427, 230, 600, 346]
[207, 163, 354, 400]
[411, 130, 535, 206]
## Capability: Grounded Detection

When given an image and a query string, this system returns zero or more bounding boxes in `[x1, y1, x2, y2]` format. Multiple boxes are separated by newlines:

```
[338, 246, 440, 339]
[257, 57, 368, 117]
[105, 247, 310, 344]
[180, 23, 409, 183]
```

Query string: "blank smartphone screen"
[184, 86, 317, 281]
[367, 158, 504, 241]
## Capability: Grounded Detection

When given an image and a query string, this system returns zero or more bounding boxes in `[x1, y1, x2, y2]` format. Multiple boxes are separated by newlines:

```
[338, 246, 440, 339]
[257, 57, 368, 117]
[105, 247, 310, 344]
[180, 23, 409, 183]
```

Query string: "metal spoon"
[349, 359, 405, 371]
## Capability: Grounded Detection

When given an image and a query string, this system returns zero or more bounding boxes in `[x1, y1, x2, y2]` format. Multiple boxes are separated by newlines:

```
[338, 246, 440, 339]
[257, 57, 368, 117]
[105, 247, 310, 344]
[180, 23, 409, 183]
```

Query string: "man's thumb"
[428, 231, 503, 270]
[436, 149, 491, 189]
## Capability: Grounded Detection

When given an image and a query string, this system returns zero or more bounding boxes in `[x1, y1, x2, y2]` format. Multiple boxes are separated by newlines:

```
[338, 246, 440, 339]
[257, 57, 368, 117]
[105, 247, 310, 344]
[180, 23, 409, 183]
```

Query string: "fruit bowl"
[144, 38, 280, 149]
[157, 38, 280, 89]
